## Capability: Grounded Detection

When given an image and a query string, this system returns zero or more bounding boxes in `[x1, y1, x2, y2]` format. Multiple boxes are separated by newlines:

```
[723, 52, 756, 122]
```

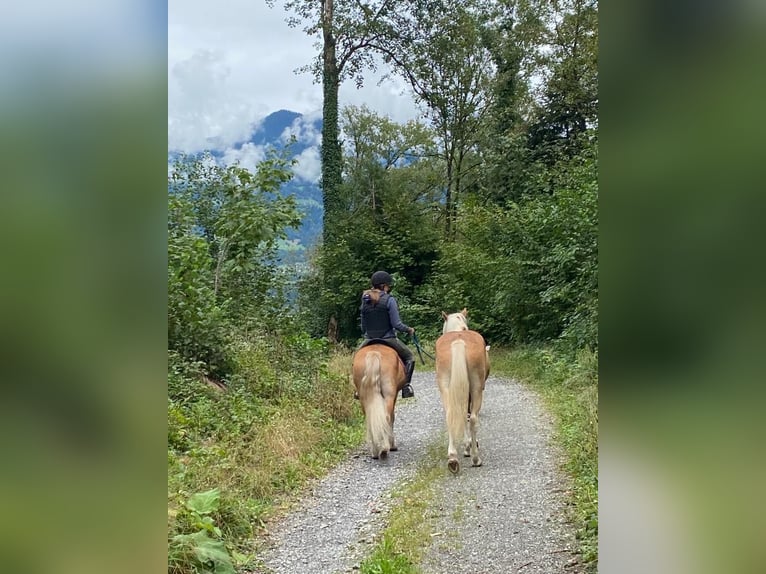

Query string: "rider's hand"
[408, 327, 415, 336]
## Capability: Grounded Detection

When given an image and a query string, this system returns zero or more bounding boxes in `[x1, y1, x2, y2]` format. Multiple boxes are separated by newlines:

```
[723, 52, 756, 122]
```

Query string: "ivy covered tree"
[267, 0, 400, 243]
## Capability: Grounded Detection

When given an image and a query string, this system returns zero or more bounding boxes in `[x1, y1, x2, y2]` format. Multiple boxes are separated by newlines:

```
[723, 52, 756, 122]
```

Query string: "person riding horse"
[358, 270, 416, 399]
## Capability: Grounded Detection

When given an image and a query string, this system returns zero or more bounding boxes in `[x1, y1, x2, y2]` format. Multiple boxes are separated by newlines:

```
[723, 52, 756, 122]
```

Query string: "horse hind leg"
[447, 450, 460, 474]
[463, 395, 472, 457]
[468, 412, 482, 467]
[447, 420, 461, 474]
[468, 386, 484, 467]
[370, 434, 390, 459]
[387, 398, 398, 451]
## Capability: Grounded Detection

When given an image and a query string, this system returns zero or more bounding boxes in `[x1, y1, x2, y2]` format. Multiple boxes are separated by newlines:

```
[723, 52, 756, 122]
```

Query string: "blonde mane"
[441, 308, 469, 333]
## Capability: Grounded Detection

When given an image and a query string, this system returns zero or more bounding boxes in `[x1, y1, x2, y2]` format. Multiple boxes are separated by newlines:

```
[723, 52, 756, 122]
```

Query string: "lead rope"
[411, 332, 435, 364]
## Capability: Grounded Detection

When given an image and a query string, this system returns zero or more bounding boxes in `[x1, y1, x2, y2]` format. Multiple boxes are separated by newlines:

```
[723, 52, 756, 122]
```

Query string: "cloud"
[281, 112, 322, 147]
[221, 142, 267, 173]
[168, 49, 265, 152]
[293, 146, 321, 183]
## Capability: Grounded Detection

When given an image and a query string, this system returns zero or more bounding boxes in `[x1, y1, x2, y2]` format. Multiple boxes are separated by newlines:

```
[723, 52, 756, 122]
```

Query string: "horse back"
[435, 330, 489, 382]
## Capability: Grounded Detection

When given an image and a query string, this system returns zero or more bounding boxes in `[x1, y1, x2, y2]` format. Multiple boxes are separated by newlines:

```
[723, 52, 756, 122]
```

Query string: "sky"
[168, 0, 422, 168]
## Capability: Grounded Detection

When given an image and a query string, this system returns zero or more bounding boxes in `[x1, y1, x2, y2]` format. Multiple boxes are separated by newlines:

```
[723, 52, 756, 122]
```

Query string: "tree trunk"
[321, 0, 342, 244]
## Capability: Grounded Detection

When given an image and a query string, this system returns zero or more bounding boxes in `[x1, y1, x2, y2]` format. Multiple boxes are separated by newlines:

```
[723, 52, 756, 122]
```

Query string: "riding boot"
[401, 359, 416, 398]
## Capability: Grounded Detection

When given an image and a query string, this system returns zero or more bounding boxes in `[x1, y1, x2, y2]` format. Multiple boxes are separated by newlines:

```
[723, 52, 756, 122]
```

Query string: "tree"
[527, 0, 598, 163]
[167, 152, 301, 373]
[268, 0, 400, 244]
[480, 0, 550, 202]
[375, 0, 494, 237]
[299, 106, 442, 342]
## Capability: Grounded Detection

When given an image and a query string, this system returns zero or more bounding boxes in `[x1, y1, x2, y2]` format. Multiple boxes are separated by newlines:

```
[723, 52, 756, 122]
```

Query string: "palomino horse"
[352, 343, 407, 459]
[435, 309, 490, 473]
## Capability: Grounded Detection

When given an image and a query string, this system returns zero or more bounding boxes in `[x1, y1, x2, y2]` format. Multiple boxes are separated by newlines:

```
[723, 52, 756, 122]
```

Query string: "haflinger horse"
[352, 343, 407, 459]
[435, 308, 490, 473]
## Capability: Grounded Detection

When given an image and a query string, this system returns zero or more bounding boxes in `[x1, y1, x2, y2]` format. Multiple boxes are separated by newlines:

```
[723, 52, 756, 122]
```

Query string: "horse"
[352, 342, 407, 459]
[435, 309, 490, 473]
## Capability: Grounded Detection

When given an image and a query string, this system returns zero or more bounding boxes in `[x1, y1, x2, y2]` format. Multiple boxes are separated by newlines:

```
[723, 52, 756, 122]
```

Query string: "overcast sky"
[168, 0, 421, 158]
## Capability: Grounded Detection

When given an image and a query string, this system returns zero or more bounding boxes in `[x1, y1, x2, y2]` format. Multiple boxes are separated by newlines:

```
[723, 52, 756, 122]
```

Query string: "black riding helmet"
[370, 270, 393, 288]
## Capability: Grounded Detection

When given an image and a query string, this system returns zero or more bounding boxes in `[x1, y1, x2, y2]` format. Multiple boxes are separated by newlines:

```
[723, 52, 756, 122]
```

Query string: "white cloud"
[221, 142, 267, 173]
[293, 146, 321, 183]
[168, 49, 266, 152]
[281, 113, 322, 146]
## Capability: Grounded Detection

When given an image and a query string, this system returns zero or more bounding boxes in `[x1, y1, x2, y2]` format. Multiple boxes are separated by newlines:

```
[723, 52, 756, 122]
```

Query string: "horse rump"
[353, 346, 401, 459]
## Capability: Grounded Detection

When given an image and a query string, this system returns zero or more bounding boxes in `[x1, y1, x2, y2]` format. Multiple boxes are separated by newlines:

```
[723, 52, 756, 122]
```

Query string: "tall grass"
[168, 340, 363, 574]
[490, 345, 598, 570]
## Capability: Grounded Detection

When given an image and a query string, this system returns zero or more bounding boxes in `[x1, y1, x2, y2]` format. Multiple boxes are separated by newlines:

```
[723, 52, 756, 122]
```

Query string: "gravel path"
[255, 371, 582, 574]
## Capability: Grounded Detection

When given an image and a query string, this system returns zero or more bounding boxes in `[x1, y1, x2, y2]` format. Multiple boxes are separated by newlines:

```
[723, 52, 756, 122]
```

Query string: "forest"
[168, 0, 597, 572]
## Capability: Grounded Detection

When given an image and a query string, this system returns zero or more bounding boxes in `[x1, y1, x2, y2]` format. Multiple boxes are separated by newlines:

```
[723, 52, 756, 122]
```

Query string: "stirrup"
[401, 384, 414, 398]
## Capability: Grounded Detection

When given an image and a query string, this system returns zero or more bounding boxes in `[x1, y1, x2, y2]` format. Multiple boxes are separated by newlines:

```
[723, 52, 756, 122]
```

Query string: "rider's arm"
[387, 296, 411, 334]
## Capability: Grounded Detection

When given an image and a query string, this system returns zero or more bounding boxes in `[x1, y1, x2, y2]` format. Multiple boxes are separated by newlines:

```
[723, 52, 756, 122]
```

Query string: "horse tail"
[447, 339, 469, 450]
[361, 351, 391, 456]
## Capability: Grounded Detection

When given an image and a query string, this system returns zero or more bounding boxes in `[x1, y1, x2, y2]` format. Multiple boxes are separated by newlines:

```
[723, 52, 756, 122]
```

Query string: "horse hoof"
[380, 450, 388, 460]
[472, 458, 483, 467]
[390, 445, 398, 451]
[448, 459, 460, 474]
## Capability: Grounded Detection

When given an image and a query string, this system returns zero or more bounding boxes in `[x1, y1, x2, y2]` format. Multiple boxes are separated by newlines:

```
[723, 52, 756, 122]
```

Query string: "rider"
[359, 270, 416, 399]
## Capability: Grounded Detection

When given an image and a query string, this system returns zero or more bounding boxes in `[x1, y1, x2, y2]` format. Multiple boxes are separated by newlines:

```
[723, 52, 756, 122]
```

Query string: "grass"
[358, 441, 445, 574]
[168, 345, 365, 574]
[490, 345, 598, 570]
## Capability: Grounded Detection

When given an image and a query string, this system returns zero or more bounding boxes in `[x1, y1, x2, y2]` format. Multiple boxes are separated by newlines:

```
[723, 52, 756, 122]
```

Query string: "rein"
[411, 332, 435, 364]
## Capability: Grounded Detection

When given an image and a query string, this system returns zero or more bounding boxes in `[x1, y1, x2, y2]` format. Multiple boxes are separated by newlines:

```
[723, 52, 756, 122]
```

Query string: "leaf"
[186, 488, 220, 515]
[172, 531, 236, 574]
[192, 537, 236, 574]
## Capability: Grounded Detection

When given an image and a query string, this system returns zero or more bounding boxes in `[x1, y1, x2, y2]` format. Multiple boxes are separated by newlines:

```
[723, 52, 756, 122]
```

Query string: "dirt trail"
[255, 371, 582, 574]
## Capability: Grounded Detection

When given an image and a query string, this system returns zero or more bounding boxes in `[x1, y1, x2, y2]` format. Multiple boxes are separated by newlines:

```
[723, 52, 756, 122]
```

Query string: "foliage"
[167, 151, 301, 375]
[423, 138, 597, 347]
[299, 106, 443, 342]
[169, 489, 238, 574]
[168, 346, 364, 574]
[275, 0, 599, 349]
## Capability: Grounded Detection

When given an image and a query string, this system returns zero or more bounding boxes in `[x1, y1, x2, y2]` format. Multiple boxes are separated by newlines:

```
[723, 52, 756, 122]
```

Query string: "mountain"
[169, 110, 324, 258]
[249, 109, 302, 145]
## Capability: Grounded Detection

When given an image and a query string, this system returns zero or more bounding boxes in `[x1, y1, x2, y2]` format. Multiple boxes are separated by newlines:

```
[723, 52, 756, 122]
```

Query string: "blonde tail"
[362, 352, 391, 457]
[447, 340, 469, 451]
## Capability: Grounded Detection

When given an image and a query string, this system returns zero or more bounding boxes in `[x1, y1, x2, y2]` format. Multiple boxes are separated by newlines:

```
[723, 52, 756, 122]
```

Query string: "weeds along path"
[254, 372, 581, 574]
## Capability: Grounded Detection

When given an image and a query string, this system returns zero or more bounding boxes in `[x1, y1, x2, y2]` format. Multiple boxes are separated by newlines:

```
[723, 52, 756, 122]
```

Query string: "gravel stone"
[255, 371, 583, 574]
